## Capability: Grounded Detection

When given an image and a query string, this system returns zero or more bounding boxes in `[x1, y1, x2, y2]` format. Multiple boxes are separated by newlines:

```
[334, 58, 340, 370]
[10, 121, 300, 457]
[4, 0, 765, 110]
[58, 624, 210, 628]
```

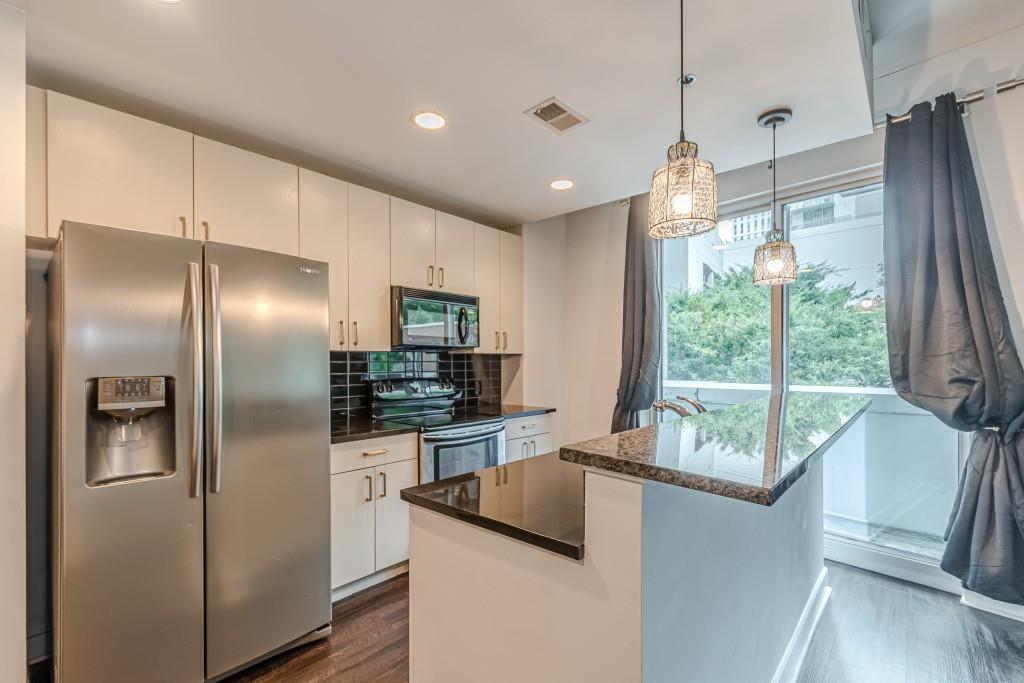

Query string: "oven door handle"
[422, 426, 506, 444]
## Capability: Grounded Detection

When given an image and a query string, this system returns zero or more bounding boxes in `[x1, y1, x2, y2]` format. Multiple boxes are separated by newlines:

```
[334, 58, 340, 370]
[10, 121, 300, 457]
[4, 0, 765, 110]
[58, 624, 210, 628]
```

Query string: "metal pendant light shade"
[752, 108, 797, 286]
[648, 141, 718, 238]
[753, 228, 797, 285]
[648, 0, 718, 239]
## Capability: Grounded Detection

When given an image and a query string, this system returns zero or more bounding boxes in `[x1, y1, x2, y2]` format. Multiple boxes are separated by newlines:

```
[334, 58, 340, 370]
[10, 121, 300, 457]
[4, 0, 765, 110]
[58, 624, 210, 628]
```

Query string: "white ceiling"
[13, 0, 873, 227]
[869, 0, 1024, 78]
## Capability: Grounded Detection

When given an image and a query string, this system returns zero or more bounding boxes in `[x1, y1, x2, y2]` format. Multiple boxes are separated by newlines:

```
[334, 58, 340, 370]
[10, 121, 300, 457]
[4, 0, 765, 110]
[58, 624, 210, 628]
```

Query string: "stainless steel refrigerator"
[49, 222, 331, 682]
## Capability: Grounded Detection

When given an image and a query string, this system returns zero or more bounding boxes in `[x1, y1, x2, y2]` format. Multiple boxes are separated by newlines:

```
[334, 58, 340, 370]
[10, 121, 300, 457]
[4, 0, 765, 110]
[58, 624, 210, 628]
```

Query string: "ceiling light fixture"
[549, 178, 575, 191]
[648, 0, 718, 239]
[412, 111, 446, 131]
[752, 108, 797, 286]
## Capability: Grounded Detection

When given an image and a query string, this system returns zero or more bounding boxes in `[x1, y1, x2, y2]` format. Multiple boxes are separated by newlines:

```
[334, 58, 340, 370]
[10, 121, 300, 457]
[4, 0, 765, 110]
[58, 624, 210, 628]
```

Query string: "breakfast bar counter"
[402, 393, 869, 683]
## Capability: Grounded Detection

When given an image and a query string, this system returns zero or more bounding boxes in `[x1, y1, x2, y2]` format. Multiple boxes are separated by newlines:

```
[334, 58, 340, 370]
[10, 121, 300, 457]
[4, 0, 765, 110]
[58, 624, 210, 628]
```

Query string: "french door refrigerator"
[50, 222, 331, 682]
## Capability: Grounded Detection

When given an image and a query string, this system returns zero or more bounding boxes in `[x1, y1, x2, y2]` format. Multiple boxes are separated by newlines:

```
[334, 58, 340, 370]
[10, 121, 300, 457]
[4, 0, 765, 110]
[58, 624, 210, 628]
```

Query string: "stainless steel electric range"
[369, 378, 506, 484]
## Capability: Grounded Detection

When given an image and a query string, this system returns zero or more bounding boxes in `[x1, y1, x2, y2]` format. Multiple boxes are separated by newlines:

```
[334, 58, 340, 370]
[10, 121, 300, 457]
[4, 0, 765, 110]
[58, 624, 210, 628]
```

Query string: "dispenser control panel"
[97, 376, 166, 411]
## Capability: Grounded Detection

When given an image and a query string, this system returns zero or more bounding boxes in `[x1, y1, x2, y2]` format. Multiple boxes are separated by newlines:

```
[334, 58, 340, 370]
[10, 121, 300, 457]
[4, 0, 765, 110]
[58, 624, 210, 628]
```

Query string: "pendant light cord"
[679, 0, 685, 142]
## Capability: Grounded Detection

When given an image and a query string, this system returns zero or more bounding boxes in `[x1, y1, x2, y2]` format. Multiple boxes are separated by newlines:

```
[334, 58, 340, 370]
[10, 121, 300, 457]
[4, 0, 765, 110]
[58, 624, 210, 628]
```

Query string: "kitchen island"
[401, 393, 869, 683]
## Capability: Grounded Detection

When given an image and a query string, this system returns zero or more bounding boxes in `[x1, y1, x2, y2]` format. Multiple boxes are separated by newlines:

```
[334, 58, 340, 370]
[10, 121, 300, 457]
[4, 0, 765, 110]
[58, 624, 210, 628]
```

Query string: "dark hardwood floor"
[234, 562, 1024, 683]
[226, 575, 409, 683]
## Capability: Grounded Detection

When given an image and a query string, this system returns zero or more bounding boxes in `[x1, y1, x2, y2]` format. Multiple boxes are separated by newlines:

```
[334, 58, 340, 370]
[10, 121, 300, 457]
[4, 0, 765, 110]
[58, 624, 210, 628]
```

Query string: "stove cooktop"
[387, 410, 504, 430]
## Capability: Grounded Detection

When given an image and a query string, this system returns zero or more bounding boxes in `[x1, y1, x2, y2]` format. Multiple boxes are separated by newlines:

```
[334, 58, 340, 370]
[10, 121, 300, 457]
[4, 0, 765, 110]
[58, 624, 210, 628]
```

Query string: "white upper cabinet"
[47, 91, 193, 238]
[435, 211, 475, 295]
[26, 86, 47, 238]
[390, 197, 436, 289]
[348, 185, 392, 351]
[499, 232, 524, 354]
[474, 224, 501, 353]
[194, 136, 299, 254]
[299, 169, 349, 350]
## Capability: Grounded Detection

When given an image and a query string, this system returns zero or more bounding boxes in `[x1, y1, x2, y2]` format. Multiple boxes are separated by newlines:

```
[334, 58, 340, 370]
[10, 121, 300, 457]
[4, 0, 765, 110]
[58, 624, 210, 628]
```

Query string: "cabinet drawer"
[331, 433, 418, 474]
[507, 432, 553, 460]
[505, 414, 551, 440]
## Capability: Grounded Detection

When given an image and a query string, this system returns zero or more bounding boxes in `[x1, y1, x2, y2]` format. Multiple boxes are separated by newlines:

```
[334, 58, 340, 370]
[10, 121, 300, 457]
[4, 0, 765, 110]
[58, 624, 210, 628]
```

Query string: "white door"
[390, 197, 436, 289]
[47, 91, 193, 238]
[435, 211, 476, 295]
[374, 458, 418, 570]
[505, 436, 530, 463]
[299, 169, 349, 350]
[330, 469, 376, 589]
[194, 136, 299, 254]
[348, 185, 392, 351]
[474, 225, 501, 354]
[499, 232, 524, 354]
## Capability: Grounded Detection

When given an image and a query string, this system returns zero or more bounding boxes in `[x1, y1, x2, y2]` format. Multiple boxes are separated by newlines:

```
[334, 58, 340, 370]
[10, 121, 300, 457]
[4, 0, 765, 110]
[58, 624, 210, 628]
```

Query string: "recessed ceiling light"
[155, 0, 183, 4]
[548, 178, 575, 191]
[412, 111, 446, 130]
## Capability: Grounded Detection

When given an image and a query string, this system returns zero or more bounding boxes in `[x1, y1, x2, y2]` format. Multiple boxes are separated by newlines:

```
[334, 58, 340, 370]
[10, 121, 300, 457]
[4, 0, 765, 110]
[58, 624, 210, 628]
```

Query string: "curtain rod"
[872, 76, 1024, 129]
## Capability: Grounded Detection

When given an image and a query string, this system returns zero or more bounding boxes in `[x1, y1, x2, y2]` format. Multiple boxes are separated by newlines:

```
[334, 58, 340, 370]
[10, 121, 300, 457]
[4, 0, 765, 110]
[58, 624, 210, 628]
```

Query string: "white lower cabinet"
[330, 442, 418, 590]
[506, 433, 553, 461]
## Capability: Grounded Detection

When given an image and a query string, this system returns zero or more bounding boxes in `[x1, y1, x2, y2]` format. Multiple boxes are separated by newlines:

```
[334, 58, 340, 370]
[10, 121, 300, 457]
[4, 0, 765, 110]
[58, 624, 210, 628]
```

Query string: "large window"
[662, 181, 960, 563]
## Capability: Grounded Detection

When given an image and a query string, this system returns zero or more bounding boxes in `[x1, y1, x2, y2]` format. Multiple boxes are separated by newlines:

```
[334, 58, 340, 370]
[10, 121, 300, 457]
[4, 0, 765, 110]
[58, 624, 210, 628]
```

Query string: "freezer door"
[52, 223, 205, 683]
[203, 242, 331, 679]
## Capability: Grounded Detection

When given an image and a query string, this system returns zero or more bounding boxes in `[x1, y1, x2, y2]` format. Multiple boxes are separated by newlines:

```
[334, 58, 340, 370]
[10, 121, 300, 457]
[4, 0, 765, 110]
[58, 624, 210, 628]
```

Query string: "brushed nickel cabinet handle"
[438, 267, 445, 288]
[202, 220, 210, 241]
[428, 265, 434, 286]
[495, 331, 500, 350]
[521, 442, 527, 460]
[339, 320, 345, 346]
[365, 475, 373, 502]
[502, 331, 508, 350]
[495, 467, 501, 486]
[531, 440, 536, 457]
[380, 471, 388, 498]
[363, 448, 388, 457]
[179, 216, 188, 238]
[353, 321, 359, 346]
[503, 466, 508, 484]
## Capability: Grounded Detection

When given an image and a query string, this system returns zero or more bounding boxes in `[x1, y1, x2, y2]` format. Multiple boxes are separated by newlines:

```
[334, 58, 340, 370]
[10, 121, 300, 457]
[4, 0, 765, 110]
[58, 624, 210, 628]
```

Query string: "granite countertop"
[401, 451, 585, 559]
[332, 405, 556, 444]
[560, 393, 871, 506]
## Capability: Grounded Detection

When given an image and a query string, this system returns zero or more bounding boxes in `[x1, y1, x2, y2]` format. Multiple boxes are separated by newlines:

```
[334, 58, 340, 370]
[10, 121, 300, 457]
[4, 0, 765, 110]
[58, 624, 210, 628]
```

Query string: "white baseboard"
[824, 534, 962, 595]
[961, 590, 1024, 622]
[331, 562, 408, 603]
[772, 567, 831, 683]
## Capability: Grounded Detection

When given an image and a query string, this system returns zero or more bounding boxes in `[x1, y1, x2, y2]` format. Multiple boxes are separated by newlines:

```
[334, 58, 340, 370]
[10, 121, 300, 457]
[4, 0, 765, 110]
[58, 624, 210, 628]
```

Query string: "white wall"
[0, 2, 26, 679]
[522, 202, 627, 447]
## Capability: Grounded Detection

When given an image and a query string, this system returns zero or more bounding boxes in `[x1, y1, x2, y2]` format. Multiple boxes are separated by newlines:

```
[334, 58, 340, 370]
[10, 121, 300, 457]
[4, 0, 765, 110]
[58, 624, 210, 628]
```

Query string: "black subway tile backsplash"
[330, 349, 503, 417]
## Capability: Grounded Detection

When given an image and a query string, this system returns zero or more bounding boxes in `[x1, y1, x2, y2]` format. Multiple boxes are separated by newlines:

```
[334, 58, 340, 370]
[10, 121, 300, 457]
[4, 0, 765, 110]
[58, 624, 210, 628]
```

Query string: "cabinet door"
[499, 232, 524, 354]
[374, 458, 418, 570]
[26, 86, 47, 238]
[195, 136, 299, 254]
[528, 432, 554, 458]
[348, 185, 392, 351]
[474, 225, 501, 354]
[331, 469, 376, 589]
[390, 197, 436, 289]
[47, 91, 193, 238]
[505, 436, 530, 463]
[435, 211, 475, 295]
[299, 169, 349, 350]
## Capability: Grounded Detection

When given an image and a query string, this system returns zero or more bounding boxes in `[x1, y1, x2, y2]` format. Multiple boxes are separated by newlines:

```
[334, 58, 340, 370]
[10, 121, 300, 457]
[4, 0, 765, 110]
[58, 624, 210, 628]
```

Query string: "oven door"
[421, 421, 506, 483]
[391, 286, 480, 349]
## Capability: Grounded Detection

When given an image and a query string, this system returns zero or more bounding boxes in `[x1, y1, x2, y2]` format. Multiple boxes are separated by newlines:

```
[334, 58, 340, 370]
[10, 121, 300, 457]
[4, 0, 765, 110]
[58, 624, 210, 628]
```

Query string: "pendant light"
[648, 0, 718, 239]
[752, 108, 797, 285]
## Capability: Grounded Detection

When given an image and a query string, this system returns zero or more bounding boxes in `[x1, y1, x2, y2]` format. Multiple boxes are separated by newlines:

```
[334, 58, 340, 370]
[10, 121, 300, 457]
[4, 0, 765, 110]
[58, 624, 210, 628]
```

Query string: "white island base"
[408, 461, 829, 683]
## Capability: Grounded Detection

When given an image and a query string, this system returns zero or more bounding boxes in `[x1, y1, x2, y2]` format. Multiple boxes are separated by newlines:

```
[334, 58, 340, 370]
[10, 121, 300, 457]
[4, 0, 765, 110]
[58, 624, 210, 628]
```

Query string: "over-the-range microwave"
[391, 286, 480, 349]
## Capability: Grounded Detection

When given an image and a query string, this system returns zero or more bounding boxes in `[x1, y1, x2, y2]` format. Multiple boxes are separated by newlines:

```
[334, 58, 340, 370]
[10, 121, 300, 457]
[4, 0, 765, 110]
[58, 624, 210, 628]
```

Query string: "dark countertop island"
[560, 392, 870, 505]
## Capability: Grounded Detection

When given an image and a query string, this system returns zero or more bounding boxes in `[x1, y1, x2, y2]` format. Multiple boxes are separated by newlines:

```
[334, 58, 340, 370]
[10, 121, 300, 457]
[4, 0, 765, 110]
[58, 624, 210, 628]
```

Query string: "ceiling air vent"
[525, 97, 588, 134]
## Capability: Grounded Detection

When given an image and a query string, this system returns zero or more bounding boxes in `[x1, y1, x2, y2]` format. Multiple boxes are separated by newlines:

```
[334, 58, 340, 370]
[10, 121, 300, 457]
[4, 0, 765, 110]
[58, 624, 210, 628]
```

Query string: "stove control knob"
[385, 382, 395, 393]
[375, 383, 386, 394]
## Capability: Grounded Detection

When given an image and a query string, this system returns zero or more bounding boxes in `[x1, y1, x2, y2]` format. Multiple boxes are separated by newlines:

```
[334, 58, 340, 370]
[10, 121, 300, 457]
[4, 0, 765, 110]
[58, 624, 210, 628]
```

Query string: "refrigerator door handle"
[188, 262, 204, 498]
[209, 263, 224, 494]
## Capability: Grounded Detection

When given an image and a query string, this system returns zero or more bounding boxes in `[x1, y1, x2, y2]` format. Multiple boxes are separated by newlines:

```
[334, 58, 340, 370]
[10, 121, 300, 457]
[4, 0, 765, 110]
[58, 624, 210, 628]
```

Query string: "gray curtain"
[611, 194, 662, 433]
[884, 93, 1024, 604]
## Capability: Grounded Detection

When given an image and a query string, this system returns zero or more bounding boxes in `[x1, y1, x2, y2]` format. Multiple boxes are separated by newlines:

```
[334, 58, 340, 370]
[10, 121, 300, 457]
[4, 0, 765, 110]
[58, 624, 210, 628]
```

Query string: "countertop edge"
[331, 424, 420, 445]
[401, 485, 584, 561]
[502, 406, 557, 419]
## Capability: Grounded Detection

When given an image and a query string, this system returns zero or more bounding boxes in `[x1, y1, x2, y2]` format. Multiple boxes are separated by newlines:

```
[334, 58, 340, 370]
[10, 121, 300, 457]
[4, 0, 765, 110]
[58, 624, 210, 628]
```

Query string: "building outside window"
[662, 182, 959, 564]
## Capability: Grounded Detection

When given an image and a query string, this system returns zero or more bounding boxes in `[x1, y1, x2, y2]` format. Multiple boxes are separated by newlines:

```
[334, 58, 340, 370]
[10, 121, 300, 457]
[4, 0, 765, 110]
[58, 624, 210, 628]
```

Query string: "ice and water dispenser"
[85, 376, 175, 486]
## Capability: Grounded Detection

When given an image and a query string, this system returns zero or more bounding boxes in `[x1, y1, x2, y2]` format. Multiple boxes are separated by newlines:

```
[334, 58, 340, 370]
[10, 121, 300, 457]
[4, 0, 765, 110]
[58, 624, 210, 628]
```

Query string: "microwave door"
[403, 296, 447, 346]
